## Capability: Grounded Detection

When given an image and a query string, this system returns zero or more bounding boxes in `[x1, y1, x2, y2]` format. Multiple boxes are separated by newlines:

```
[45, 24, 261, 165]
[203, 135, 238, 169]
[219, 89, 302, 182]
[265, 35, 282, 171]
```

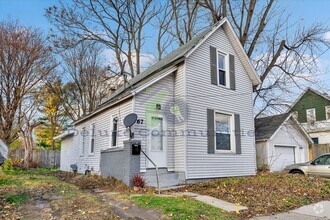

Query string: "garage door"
[273, 146, 295, 171]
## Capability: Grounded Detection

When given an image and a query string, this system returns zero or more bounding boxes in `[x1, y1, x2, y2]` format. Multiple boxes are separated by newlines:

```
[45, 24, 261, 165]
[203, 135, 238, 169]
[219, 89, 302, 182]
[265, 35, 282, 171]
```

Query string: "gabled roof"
[74, 18, 261, 125]
[255, 113, 313, 143]
[287, 87, 330, 112]
[53, 130, 75, 140]
[255, 113, 291, 140]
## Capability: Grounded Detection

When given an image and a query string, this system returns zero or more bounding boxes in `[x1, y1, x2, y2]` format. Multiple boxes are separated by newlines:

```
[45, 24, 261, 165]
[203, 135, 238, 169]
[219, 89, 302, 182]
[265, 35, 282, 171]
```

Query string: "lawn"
[0, 169, 234, 219]
[172, 172, 330, 218]
[132, 195, 235, 220]
[0, 169, 119, 219]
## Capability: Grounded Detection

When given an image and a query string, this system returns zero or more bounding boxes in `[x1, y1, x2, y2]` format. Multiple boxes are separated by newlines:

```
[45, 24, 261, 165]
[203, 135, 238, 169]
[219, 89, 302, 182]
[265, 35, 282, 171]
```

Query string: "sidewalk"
[253, 201, 330, 220]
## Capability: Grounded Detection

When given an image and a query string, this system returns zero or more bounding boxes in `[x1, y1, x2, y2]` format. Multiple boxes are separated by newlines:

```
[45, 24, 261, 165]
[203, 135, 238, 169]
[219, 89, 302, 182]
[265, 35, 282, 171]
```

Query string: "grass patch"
[0, 170, 119, 219]
[172, 172, 330, 218]
[5, 193, 29, 207]
[133, 195, 235, 220]
[0, 177, 23, 187]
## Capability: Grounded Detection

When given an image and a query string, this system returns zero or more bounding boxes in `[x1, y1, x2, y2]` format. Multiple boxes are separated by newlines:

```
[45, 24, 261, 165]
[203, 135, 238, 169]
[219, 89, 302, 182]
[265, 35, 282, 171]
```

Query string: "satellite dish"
[123, 113, 138, 128]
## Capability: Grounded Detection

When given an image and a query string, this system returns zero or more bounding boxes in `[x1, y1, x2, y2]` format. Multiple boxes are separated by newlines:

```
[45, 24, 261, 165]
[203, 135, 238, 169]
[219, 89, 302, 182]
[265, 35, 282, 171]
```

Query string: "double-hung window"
[81, 127, 86, 156]
[90, 123, 95, 154]
[215, 112, 234, 151]
[306, 108, 316, 124]
[217, 52, 227, 86]
[325, 106, 330, 120]
[111, 117, 118, 147]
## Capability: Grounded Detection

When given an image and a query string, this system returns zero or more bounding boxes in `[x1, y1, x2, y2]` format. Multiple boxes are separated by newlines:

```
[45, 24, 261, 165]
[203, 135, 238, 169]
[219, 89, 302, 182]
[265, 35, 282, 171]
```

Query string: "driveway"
[254, 201, 330, 219]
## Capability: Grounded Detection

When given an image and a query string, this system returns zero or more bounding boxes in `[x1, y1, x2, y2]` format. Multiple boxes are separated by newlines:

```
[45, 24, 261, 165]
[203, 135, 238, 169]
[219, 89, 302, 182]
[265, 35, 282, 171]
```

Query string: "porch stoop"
[143, 168, 185, 188]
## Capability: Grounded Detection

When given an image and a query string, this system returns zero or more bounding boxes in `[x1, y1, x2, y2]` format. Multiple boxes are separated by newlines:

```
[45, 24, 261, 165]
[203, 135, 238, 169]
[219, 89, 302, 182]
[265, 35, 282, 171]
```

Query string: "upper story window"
[111, 117, 118, 147]
[325, 106, 330, 120]
[90, 123, 95, 154]
[215, 112, 234, 152]
[217, 52, 228, 86]
[306, 108, 316, 124]
[292, 111, 298, 120]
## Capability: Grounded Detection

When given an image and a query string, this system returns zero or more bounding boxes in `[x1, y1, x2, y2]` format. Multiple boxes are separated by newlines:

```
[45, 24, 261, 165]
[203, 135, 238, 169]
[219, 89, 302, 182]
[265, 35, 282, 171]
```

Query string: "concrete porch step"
[145, 172, 179, 181]
[146, 179, 185, 188]
[143, 168, 185, 188]
[144, 168, 170, 175]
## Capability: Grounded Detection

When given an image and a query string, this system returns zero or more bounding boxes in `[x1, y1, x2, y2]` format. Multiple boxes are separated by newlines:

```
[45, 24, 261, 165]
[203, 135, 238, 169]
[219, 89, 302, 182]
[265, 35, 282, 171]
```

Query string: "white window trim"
[292, 111, 298, 120]
[80, 126, 86, 156]
[325, 106, 330, 120]
[110, 116, 118, 148]
[214, 110, 236, 153]
[89, 122, 96, 155]
[306, 108, 316, 123]
[216, 50, 230, 88]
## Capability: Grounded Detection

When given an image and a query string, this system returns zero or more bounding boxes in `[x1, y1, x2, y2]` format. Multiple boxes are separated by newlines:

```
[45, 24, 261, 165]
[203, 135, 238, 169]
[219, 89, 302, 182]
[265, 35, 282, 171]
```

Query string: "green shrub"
[3, 158, 25, 171]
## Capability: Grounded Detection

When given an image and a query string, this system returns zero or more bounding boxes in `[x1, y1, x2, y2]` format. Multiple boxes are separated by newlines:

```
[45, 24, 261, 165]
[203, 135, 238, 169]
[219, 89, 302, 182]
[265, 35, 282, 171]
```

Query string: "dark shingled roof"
[255, 113, 291, 140]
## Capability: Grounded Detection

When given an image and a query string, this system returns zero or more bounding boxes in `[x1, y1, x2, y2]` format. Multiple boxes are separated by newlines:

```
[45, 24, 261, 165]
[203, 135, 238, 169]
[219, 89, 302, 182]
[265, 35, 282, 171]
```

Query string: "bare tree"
[170, 0, 203, 46]
[19, 93, 43, 167]
[56, 41, 121, 121]
[46, 0, 158, 76]
[198, 0, 330, 116]
[0, 20, 55, 145]
[154, 1, 175, 60]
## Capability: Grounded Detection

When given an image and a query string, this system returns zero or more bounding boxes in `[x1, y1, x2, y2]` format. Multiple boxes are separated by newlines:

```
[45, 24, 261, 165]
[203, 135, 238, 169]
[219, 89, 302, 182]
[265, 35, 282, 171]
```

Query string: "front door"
[147, 114, 167, 168]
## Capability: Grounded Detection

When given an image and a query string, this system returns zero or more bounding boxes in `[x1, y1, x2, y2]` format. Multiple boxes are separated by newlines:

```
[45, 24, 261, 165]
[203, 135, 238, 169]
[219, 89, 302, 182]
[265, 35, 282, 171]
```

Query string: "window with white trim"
[215, 112, 234, 151]
[325, 106, 330, 120]
[81, 127, 86, 156]
[111, 117, 118, 147]
[90, 123, 95, 154]
[306, 108, 316, 124]
[217, 52, 228, 87]
[292, 111, 298, 120]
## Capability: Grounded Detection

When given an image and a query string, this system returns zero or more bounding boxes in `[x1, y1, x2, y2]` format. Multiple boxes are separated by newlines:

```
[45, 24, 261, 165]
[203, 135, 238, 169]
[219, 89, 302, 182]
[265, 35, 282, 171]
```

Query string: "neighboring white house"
[55, 18, 261, 185]
[255, 113, 312, 172]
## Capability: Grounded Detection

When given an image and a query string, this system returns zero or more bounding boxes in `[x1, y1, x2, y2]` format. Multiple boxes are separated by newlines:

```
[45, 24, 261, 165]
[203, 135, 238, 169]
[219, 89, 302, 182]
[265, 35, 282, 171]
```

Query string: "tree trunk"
[23, 127, 34, 168]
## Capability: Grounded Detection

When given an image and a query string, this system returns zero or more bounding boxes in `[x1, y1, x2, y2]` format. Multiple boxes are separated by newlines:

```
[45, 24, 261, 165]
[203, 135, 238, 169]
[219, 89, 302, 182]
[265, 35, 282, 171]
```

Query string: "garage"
[273, 146, 295, 171]
[255, 113, 312, 172]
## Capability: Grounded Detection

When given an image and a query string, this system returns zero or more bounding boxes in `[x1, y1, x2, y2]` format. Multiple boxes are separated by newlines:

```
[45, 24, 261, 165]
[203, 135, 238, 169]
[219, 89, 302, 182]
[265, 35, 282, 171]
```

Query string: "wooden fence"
[9, 149, 60, 168]
[312, 144, 330, 158]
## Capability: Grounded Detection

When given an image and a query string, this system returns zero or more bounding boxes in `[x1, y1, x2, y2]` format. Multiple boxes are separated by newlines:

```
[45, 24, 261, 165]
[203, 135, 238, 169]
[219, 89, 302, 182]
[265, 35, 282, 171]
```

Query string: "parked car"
[284, 154, 330, 178]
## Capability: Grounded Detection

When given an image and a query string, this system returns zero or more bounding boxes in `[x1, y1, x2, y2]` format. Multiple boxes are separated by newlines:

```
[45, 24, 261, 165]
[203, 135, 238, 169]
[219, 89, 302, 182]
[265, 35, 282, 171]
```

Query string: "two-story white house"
[56, 18, 261, 186]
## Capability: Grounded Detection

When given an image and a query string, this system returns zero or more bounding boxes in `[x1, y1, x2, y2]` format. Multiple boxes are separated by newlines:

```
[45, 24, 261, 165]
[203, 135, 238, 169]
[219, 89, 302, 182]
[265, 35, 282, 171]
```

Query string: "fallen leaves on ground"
[171, 172, 330, 218]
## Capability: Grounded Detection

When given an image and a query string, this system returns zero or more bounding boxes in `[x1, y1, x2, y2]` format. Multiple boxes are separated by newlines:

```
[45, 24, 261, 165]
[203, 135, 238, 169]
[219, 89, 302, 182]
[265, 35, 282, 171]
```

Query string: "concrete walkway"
[253, 201, 330, 220]
[173, 192, 248, 212]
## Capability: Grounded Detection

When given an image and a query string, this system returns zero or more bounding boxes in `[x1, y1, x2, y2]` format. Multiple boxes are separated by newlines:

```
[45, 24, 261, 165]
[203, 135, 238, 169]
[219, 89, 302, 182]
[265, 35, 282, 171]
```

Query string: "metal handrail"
[140, 149, 160, 194]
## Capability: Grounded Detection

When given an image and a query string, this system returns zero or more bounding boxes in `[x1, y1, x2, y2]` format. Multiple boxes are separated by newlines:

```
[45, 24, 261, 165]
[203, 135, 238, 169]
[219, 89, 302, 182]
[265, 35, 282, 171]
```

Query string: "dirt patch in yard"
[0, 171, 119, 219]
[170, 172, 330, 218]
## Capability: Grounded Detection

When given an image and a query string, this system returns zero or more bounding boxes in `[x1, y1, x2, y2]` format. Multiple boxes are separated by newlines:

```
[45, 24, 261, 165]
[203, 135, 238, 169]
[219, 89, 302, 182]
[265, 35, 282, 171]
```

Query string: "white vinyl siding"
[267, 118, 309, 171]
[63, 99, 132, 174]
[60, 135, 76, 172]
[134, 73, 176, 172]
[173, 65, 186, 172]
[185, 26, 256, 179]
[80, 127, 86, 156]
